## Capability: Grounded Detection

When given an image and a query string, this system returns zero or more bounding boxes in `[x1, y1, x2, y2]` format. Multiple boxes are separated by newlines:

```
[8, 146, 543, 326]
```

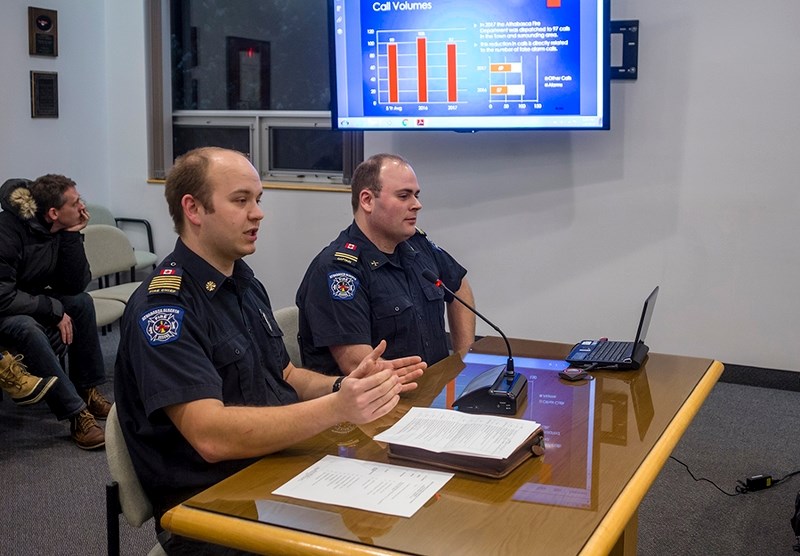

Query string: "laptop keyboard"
[591, 341, 633, 361]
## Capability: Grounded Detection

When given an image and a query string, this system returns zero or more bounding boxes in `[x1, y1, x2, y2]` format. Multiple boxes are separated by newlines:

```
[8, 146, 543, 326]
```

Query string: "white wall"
[0, 0, 109, 201]
[3, 1, 798, 371]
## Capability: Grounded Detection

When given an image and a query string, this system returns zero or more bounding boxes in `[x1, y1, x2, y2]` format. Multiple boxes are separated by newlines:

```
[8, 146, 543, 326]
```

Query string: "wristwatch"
[332, 376, 345, 393]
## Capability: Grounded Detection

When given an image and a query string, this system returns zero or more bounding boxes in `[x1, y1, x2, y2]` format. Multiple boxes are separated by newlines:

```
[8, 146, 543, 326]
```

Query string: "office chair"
[105, 403, 166, 556]
[85, 203, 158, 274]
[273, 306, 301, 367]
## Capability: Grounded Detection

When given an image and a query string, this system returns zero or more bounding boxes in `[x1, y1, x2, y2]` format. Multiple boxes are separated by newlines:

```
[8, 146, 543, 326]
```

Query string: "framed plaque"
[28, 7, 58, 57]
[30, 71, 59, 118]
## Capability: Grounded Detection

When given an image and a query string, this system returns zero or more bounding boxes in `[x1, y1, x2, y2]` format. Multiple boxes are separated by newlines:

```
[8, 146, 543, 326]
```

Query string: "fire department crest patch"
[139, 306, 184, 346]
[328, 272, 358, 300]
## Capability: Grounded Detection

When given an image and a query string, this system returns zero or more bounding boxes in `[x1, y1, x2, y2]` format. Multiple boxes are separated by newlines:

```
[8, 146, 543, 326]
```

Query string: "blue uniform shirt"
[296, 222, 467, 375]
[114, 239, 295, 518]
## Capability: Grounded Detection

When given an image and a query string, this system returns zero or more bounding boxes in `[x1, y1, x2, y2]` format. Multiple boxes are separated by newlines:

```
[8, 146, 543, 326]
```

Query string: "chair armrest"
[115, 217, 155, 253]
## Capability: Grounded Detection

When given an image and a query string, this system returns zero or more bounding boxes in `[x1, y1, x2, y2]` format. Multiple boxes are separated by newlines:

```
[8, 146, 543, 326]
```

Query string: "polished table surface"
[162, 337, 723, 555]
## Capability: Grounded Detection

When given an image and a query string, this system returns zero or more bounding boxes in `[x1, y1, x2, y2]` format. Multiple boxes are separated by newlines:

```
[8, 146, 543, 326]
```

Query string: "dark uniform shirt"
[296, 222, 467, 375]
[114, 239, 295, 521]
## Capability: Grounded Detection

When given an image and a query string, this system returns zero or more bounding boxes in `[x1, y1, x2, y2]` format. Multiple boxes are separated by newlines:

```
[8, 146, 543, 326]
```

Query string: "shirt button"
[235, 349, 241, 355]
[394, 306, 400, 312]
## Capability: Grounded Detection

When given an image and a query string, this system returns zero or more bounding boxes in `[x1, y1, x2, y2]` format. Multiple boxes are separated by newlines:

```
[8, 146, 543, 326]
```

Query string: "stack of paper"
[374, 407, 544, 478]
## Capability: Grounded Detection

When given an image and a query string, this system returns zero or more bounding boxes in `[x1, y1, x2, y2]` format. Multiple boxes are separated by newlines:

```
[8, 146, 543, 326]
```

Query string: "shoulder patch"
[138, 306, 184, 346]
[148, 266, 183, 296]
[332, 241, 359, 266]
[328, 271, 359, 300]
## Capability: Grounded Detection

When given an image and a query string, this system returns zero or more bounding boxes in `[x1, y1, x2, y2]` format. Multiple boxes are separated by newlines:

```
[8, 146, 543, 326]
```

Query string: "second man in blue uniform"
[297, 153, 476, 376]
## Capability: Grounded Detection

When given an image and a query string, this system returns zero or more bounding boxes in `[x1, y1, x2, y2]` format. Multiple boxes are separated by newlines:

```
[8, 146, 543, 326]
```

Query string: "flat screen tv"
[329, 0, 610, 131]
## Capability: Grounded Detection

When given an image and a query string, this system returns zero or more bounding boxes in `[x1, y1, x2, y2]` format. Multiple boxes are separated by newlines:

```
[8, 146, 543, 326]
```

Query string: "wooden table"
[162, 337, 723, 555]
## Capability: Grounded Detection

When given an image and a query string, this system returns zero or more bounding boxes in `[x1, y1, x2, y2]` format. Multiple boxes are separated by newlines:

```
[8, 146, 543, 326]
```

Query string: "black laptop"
[565, 286, 659, 370]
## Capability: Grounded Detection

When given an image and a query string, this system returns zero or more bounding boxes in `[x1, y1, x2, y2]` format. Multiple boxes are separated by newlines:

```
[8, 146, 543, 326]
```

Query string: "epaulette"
[147, 264, 183, 296]
[332, 240, 360, 266]
[419, 227, 443, 251]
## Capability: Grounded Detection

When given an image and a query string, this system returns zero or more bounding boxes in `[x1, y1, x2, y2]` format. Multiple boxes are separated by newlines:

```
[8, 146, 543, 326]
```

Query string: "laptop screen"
[634, 286, 659, 345]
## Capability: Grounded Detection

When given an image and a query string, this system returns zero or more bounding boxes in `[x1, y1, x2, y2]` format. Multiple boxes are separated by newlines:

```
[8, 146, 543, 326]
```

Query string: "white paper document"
[272, 455, 453, 518]
[373, 407, 541, 459]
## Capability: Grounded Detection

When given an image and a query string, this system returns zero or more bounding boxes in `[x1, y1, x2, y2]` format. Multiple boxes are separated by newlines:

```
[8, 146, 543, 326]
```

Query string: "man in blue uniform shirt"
[114, 147, 426, 554]
[296, 153, 476, 376]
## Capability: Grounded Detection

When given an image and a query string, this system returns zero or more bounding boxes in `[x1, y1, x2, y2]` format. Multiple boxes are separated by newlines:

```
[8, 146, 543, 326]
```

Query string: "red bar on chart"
[446, 42, 457, 102]
[417, 37, 428, 102]
[388, 43, 399, 103]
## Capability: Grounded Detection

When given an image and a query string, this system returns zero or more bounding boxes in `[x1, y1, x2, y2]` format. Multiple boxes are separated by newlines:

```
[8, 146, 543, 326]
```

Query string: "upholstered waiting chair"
[93, 298, 126, 334]
[85, 203, 158, 274]
[105, 404, 166, 556]
[81, 225, 142, 305]
[273, 306, 301, 367]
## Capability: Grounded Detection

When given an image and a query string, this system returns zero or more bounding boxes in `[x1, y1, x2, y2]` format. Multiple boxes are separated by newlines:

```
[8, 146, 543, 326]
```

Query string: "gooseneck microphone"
[421, 269, 515, 379]
[421, 269, 528, 415]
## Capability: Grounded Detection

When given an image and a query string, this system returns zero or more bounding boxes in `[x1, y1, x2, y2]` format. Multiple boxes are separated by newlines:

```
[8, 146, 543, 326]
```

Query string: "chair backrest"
[85, 203, 117, 227]
[273, 306, 301, 367]
[81, 224, 137, 280]
[106, 404, 153, 527]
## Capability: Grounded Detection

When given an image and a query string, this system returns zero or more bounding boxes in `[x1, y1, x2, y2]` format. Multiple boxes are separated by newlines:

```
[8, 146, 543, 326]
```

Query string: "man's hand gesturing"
[334, 340, 426, 423]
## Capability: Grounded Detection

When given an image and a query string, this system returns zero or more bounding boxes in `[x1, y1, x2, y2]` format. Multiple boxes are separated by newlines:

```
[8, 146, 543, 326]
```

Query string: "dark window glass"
[173, 126, 251, 159]
[171, 0, 330, 111]
[270, 128, 343, 173]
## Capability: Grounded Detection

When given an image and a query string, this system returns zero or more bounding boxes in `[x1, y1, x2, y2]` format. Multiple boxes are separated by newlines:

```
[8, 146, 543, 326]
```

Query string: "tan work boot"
[80, 386, 112, 420]
[0, 351, 58, 405]
[69, 409, 105, 450]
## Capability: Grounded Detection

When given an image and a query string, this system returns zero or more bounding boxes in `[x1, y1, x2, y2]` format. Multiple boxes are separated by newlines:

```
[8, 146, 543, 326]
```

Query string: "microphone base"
[452, 365, 529, 416]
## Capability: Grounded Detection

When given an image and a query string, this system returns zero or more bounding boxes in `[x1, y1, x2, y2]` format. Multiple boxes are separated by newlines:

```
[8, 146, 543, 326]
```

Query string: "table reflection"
[428, 352, 658, 512]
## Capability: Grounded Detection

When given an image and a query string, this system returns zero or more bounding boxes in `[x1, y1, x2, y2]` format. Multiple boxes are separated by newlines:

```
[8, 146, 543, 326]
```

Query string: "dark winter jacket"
[0, 178, 91, 325]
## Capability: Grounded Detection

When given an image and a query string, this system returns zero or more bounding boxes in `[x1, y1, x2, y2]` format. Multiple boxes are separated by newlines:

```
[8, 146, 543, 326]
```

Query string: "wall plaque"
[28, 7, 58, 57]
[30, 71, 58, 118]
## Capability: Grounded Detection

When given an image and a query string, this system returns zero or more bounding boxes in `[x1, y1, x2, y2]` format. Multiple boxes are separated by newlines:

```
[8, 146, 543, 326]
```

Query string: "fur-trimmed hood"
[0, 178, 38, 221]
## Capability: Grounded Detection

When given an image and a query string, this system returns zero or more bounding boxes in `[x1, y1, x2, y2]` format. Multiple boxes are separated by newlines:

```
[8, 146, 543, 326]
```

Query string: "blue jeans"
[0, 293, 106, 420]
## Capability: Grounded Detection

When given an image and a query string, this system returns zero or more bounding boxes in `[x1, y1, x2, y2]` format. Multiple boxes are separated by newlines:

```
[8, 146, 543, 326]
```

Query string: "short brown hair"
[164, 147, 231, 234]
[349, 153, 409, 212]
[29, 174, 76, 214]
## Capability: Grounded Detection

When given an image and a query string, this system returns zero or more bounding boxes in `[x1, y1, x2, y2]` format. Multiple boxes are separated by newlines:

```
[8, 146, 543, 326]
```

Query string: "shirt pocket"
[421, 282, 445, 302]
[211, 333, 257, 402]
[372, 296, 414, 355]
[211, 333, 251, 369]
[421, 282, 446, 331]
[257, 308, 291, 373]
[258, 309, 284, 338]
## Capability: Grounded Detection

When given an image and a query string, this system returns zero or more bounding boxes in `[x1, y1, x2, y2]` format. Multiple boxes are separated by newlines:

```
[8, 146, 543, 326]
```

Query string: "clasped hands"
[334, 340, 426, 424]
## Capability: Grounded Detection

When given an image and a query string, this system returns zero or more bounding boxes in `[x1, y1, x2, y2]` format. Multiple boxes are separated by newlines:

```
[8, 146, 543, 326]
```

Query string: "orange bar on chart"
[388, 43, 399, 103]
[492, 85, 508, 94]
[547, 0, 561, 7]
[417, 37, 428, 102]
[446, 42, 457, 102]
[490, 63, 512, 72]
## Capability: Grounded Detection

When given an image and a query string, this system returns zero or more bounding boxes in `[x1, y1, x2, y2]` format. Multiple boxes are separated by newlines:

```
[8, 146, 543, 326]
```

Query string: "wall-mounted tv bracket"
[610, 20, 639, 80]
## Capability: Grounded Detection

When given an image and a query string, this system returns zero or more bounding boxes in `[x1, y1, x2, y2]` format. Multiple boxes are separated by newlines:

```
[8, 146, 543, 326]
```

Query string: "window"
[146, 0, 362, 187]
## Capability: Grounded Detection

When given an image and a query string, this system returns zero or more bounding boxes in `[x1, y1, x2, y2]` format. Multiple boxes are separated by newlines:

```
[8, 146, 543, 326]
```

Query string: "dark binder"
[386, 426, 545, 479]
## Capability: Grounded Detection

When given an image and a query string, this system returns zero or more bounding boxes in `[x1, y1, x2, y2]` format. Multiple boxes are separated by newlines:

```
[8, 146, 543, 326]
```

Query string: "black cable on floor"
[670, 456, 800, 496]
[669, 456, 743, 496]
